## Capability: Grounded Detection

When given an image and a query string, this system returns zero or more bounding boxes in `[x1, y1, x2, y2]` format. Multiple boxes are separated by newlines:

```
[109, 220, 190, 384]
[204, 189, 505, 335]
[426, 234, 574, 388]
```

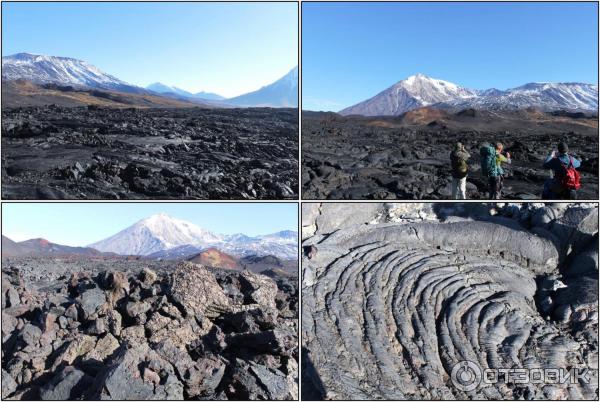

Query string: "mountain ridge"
[1, 235, 113, 258]
[2, 52, 144, 94]
[146, 82, 225, 101]
[3, 53, 297, 108]
[340, 73, 598, 116]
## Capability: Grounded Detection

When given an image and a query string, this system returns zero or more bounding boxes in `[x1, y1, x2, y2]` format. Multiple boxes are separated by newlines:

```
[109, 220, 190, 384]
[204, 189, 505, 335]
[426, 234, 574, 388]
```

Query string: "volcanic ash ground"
[301, 203, 598, 400]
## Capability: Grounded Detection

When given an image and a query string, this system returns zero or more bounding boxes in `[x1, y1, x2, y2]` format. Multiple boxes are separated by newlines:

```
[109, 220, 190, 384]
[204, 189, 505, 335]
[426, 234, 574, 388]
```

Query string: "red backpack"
[559, 156, 581, 190]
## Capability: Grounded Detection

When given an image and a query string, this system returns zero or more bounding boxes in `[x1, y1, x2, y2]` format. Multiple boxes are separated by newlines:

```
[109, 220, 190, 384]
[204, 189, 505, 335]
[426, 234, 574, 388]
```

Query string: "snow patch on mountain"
[400, 73, 476, 105]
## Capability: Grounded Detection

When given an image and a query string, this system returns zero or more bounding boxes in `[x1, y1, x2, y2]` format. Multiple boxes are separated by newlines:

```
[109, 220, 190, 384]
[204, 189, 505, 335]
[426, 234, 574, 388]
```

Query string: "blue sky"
[302, 2, 599, 111]
[2, 2, 298, 97]
[2, 203, 298, 246]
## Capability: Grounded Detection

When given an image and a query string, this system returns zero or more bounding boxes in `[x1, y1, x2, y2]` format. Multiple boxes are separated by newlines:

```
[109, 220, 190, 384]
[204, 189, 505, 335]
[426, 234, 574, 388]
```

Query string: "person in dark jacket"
[450, 142, 470, 199]
[542, 142, 581, 199]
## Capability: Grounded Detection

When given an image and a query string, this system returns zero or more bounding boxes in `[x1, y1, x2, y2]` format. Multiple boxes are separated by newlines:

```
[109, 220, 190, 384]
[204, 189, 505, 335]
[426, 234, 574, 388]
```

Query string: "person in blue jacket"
[542, 142, 581, 199]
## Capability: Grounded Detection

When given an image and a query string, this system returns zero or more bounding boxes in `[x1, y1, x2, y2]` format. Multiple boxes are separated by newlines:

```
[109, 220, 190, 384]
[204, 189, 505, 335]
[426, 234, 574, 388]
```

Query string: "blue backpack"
[480, 145, 498, 178]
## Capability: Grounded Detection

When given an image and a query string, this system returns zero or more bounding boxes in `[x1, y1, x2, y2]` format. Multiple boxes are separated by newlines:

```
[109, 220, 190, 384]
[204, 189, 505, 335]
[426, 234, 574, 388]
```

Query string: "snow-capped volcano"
[88, 213, 223, 256]
[340, 73, 477, 116]
[2, 53, 142, 93]
[340, 74, 598, 116]
[226, 66, 298, 107]
[88, 213, 297, 259]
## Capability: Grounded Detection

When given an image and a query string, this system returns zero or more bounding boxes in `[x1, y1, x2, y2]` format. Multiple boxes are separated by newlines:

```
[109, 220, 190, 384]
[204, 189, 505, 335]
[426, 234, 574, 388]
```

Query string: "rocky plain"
[302, 109, 598, 200]
[302, 202, 598, 400]
[1, 105, 298, 199]
[1, 257, 298, 400]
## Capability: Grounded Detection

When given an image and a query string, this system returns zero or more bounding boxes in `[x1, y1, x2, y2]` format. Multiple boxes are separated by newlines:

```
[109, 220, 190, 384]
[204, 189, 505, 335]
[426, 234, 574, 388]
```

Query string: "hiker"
[542, 142, 581, 199]
[450, 142, 470, 199]
[494, 143, 511, 198]
[480, 143, 502, 199]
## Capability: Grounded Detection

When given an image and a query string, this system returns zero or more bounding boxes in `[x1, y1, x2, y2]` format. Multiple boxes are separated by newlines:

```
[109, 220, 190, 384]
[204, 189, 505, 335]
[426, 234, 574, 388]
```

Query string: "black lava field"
[1, 258, 298, 400]
[302, 110, 598, 200]
[2, 106, 298, 200]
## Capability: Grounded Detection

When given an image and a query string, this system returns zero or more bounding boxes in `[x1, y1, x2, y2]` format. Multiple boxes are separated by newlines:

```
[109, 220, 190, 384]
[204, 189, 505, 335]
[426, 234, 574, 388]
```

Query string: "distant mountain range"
[146, 67, 298, 107]
[2, 53, 297, 108]
[2, 213, 297, 261]
[1, 233, 297, 275]
[1, 79, 211, 109]
[340, 73, 599, 116]
[145, 82, 225, 101]
[88, 213, 297, 259]
[1, 235, 111, 258]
